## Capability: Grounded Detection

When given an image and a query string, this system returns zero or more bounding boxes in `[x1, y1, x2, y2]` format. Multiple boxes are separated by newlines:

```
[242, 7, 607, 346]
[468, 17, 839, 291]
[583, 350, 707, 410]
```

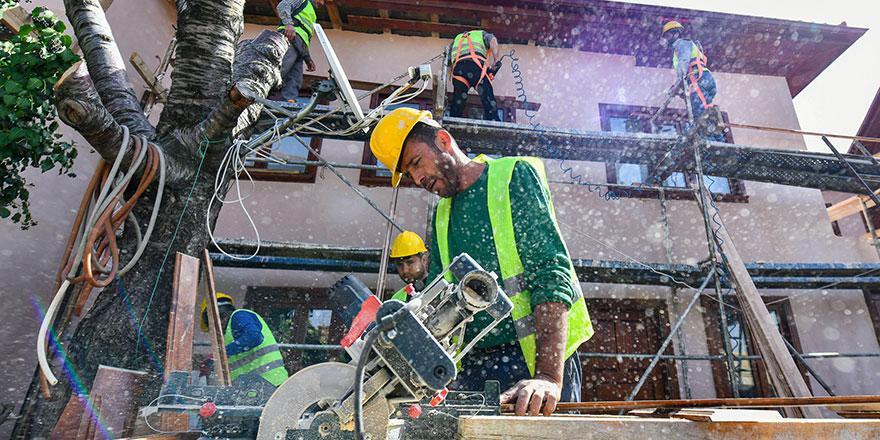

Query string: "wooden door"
[578, 298, 680, 402]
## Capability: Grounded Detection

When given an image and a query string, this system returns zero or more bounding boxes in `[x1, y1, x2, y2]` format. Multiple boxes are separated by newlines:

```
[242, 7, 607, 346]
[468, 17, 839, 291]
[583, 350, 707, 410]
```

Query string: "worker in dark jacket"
[199, 293, 289, 386]
[276, 0, 325, 101]
[448, 30, 502, 121]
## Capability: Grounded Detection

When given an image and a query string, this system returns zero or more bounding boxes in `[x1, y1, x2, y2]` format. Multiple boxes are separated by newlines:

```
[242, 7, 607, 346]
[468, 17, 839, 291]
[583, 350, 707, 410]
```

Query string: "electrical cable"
[38, 127, 166, 386]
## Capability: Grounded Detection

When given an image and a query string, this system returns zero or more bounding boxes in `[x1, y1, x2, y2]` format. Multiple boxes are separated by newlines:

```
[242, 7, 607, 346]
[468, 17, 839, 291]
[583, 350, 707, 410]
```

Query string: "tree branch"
[55, 62, 194, 183]
[157, 0, 246, 137]
[201, 30, 287, 141]
[63, 0, 154, 136]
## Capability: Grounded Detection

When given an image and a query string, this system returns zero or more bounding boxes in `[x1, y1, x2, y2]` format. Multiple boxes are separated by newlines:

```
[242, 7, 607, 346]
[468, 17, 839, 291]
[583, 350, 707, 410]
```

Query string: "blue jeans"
[687, 70, 724, 141]
[450, 340, 582, 403]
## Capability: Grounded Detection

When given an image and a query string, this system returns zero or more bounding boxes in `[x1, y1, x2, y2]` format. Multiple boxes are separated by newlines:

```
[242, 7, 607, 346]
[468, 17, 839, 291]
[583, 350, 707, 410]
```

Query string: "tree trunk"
[14, 0, 287, 437]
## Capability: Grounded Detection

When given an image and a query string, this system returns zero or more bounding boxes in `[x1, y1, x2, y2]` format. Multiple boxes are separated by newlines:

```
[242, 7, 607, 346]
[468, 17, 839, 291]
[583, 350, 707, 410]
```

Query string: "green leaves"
[0, 4, 80, 229]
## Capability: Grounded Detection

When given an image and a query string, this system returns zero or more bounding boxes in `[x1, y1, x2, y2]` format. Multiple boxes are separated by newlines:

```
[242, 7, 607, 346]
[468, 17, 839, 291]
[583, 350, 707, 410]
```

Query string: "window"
[702, 296, 809, 398]
[244, 94, 323, 183]
[600, 104, 746, 201]
[246, 287, 348, 374]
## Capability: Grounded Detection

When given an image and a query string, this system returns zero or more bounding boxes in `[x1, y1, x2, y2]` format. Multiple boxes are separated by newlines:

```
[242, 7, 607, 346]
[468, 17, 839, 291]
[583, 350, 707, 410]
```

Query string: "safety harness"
[673, 39, 711, 109]
[451, 30, 492, 88]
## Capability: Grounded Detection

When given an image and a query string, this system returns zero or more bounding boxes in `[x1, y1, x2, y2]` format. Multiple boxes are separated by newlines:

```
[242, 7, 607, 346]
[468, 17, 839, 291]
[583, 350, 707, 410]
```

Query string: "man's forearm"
[533, 301, 568, 385]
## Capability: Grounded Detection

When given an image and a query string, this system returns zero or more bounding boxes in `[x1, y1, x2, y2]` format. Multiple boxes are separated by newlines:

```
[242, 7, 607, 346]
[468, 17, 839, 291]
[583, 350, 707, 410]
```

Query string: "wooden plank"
[161, 253, 200, 431]
[327, 4, 344, 30]
[459, 415, 880, 440]
[48, 366, 146, 439]
[129, 52, 169, 101]
[201, 249, 231, 386]
[1, 6, 38, 36]
[708, 202, 822, 419]
[826, 189, 880, 222]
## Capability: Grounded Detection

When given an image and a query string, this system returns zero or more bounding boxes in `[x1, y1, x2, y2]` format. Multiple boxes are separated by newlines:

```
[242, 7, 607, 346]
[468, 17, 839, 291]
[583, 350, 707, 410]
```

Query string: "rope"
[136, 123, 225, 364]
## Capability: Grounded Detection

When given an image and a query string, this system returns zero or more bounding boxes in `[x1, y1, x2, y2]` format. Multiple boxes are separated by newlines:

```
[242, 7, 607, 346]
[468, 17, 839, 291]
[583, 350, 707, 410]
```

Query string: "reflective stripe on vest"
[292, 1, 317, 50]
[224, 309, 289, 386]
[435, 156, 593, 376]
[672, 39, 709, 78]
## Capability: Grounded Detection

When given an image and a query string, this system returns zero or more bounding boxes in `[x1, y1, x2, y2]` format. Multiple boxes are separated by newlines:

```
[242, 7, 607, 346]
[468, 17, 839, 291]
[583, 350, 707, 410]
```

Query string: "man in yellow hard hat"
[660, 20, 721, 139]
[198, 293, 289, 387]
[388, 231, 430, 301]
[369, 108, 593, 417]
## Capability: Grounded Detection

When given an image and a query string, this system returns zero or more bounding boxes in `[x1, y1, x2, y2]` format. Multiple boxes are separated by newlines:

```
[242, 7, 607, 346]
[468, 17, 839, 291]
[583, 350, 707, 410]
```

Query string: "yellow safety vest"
[277, 1, 317, 50]
[672, 39, 710, 78]
[435, 156, 593, 376]
[224, 309, 289, 386]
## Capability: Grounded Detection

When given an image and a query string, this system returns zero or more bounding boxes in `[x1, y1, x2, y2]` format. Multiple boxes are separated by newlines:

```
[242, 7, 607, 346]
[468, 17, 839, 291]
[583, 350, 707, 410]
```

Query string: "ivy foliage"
[0, 3, 80, 228]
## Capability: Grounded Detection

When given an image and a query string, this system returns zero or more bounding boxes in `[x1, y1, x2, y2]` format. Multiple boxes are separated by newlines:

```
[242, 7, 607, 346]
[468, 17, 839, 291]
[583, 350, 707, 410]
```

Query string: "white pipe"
[37, 280, 70, 385]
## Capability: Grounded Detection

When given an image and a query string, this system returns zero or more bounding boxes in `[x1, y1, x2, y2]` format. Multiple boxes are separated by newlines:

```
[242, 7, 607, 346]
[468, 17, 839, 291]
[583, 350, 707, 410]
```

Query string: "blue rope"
[135, 124, 227, 365]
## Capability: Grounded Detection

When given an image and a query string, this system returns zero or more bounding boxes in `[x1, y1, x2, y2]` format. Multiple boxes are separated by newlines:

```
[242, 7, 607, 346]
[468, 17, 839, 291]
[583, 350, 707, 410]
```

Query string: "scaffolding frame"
[225, 86, 880, 406]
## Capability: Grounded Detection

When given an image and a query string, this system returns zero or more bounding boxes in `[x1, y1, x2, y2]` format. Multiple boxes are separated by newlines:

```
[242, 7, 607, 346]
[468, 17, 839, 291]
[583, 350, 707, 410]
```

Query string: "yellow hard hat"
[200, 293, 234, 332]
[391, 231, 428, 258]
[369, 107, 440, 187]
[661, 21, 683, 37]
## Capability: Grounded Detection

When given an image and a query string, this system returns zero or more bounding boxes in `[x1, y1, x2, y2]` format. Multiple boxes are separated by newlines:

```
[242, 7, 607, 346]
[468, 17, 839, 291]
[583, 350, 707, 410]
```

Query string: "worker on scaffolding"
[448, 30, 503, 121]
[198, 293, 289, 387]
[661, 20, 723, 139]
[389, 231, 430, 301]
[275, 0, 325, 102]
[369, 108, 593, 416]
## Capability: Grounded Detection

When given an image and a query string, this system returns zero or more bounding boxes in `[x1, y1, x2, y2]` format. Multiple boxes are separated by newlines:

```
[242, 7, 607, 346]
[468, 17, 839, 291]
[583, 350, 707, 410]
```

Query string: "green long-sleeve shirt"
[428, 160, 576, 349]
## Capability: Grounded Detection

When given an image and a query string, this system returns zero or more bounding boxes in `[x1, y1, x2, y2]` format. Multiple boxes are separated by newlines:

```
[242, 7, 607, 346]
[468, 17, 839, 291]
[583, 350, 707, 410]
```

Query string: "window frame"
[245, 91, 324, 183]
[599, 103, 748, 203]
[701, 295, 810, 398]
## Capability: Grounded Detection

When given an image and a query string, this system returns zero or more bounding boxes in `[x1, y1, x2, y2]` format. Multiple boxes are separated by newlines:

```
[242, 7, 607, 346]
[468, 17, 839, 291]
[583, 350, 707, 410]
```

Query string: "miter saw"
[155, 253, 513, 440]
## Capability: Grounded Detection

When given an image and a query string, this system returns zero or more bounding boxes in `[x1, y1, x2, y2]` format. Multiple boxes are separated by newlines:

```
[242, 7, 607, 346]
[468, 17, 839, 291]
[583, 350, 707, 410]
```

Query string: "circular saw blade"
[256, 362, 355, 440]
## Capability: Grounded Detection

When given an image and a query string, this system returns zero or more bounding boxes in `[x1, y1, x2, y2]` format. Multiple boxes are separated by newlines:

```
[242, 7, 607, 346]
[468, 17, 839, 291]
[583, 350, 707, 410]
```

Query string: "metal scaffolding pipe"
[624, 270, 715, 402]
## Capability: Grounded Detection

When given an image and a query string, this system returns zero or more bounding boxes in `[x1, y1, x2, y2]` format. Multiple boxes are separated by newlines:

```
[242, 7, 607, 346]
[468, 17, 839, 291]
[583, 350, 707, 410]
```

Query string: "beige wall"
[2, 9, 879, 434]
[0, 1, 176, 437]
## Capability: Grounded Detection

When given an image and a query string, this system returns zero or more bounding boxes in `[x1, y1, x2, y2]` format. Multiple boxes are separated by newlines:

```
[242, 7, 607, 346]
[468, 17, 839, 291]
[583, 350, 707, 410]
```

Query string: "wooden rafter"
[378, 9, 390, 34]
[327, 4, 344, 29]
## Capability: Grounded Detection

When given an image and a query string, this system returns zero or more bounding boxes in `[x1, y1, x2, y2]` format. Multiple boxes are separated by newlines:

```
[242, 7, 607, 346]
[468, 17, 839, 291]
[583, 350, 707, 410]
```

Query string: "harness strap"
[451, 33, 491, 87]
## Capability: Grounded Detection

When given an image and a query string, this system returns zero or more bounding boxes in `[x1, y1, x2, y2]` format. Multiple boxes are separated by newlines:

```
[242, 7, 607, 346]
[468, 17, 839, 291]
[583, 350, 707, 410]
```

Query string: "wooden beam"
[378, 9, 391, 34]
[201, 249, 231, 386]
[129, 52, 169, 101]
[429, 13, 440, 38]
[346, 15, 545, 41]
[826, 188, 880, 222]
[327, 4, 344, 30]
[708, 200, 822, 418]
[244, 14, 280, 25]
[460, 415, 880, 439]
[161, 253, 200, 431]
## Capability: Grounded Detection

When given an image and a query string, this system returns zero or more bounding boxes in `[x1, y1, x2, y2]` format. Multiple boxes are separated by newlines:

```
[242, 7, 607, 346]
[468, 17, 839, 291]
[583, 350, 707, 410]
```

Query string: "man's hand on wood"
[500, 373, 562, 416]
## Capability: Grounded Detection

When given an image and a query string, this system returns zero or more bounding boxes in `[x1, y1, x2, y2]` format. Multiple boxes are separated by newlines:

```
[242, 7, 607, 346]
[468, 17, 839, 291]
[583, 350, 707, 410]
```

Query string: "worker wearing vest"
[661, 21, 720, 127]
[276, 0, 324, 101]
[389, 231, 430, 301]
[198, 293, 289, 387]
[448, 30, 502, 121]
[369, 108, 593, 417]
